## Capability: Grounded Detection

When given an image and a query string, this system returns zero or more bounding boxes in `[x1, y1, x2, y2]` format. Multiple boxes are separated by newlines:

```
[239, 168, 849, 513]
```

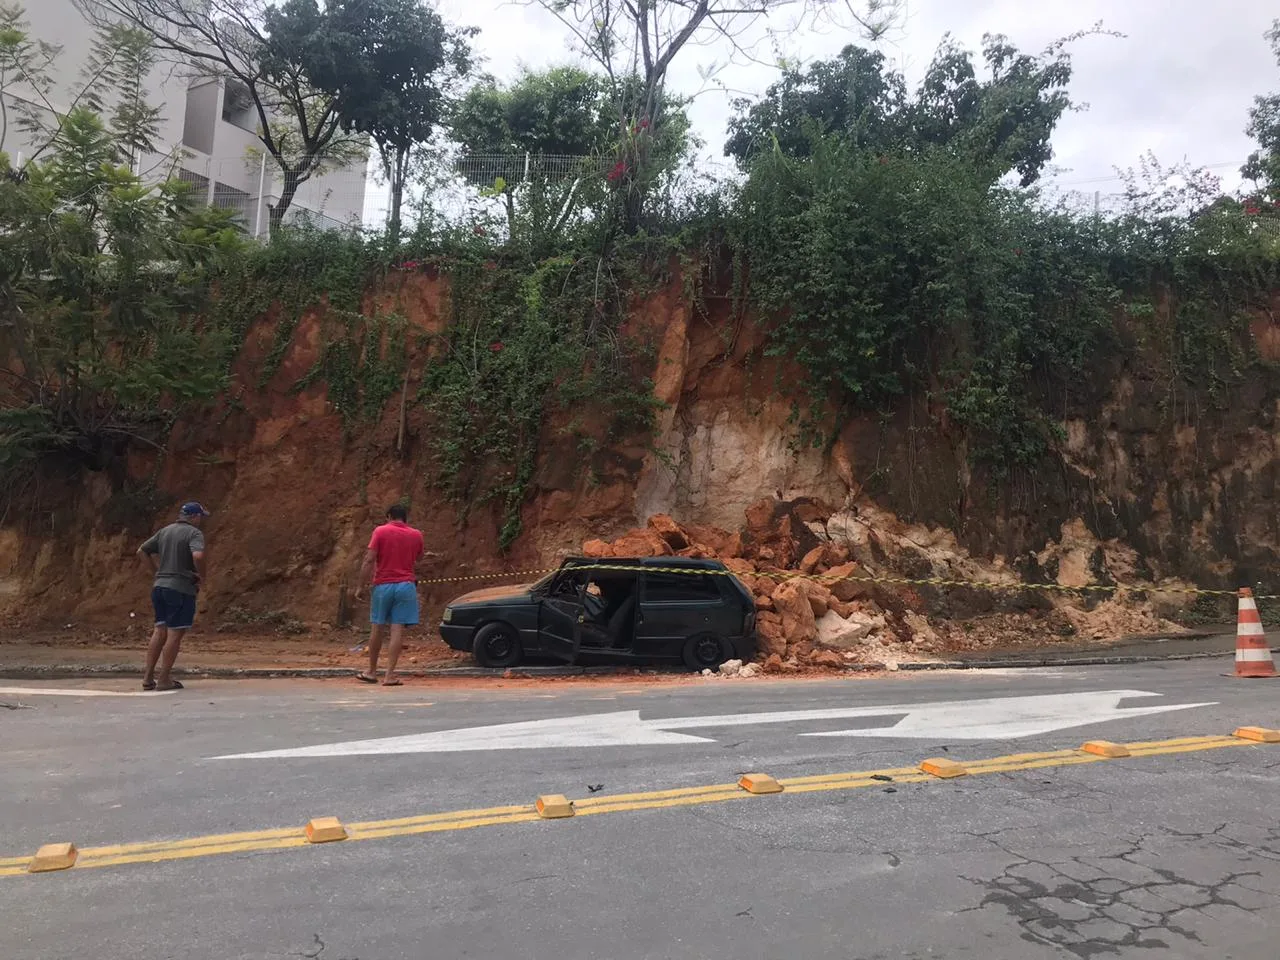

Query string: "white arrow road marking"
[0, 686, 178, 698]
[798, 690, 1217, 740]
[216, 711, 713, 758]
[214, 689, 1215, 760]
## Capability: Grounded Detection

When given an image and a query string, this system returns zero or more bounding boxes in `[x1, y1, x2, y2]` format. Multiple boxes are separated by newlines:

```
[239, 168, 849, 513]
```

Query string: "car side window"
[641, 571, 723, 603]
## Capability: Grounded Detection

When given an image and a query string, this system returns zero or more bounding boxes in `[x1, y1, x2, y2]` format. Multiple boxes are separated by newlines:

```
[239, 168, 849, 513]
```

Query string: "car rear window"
[642, 571, 724, 602]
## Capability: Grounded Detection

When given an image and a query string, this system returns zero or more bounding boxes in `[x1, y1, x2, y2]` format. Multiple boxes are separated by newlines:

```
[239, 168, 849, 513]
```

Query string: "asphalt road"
[2, 661, 1278, 959]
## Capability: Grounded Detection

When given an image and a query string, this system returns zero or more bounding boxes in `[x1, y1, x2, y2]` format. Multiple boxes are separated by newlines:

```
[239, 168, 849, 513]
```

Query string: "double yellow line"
[2, 732, 1272, 878]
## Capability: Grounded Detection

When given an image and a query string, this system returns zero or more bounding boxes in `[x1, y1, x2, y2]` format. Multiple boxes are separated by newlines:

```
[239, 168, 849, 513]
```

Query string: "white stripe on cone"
[1237, 622, 1266, 637]
[1239, 597, 1258, 612]
[1236, 648, 1275, 662]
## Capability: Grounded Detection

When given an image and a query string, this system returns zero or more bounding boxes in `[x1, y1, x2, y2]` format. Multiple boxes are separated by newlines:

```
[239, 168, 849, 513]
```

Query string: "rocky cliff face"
[0, 273, 1276, 639]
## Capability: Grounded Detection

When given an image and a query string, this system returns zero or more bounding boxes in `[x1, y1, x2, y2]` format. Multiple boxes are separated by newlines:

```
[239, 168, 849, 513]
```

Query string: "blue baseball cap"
[180, 501, 211, 517]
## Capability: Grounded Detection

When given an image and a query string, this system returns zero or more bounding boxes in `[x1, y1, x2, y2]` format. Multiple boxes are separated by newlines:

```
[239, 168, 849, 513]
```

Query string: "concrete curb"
[0, 649, 1234, 681]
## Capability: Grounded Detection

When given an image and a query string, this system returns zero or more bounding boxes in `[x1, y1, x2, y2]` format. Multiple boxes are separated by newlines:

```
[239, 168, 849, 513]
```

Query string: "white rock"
[739, 662, 761, 678]
[815, 610, 887, 650]
[701, 668, 715, 677]
[718, 658, 744, 677]
[903, 612, 939, 646]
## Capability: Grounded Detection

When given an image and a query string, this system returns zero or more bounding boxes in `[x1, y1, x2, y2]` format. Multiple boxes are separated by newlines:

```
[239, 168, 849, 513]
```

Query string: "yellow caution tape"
[415, 562, 1276, 601]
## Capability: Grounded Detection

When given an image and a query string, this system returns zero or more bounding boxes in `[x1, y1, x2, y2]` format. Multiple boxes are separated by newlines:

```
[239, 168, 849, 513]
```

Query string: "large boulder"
[815, 609, 887, 650]
[799, 546, 826, 575]
[756, 611, 787, 658]
[685, 524, 743, 559]
[771, 580, 817, 646]
[609, 528, 672, 557]
[582, 539, 613, 558]
[825, 562, 872, 602]
[647, 514, 689, 550]
[799, 579, 832, 618]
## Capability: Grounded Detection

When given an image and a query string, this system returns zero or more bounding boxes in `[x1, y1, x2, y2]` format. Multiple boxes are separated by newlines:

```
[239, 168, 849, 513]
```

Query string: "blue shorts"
[152, 586, 196, 630]
[370, 581, 419, 626]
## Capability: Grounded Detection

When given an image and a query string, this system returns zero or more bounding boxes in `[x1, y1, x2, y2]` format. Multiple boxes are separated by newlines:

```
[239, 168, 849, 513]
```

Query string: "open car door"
[537, 574, 586, 663]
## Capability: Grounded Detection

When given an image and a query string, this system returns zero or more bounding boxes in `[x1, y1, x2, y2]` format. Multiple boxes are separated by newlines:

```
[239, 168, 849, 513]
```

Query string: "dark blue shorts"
[152, 586, 196, 630]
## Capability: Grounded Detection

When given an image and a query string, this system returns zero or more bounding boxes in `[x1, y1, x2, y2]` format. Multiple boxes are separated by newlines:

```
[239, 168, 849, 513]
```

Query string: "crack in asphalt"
[957, 824, 1280, 958]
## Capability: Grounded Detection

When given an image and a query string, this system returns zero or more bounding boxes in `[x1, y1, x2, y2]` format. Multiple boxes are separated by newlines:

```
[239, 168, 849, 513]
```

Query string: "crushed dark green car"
[439, 556, 756, 671]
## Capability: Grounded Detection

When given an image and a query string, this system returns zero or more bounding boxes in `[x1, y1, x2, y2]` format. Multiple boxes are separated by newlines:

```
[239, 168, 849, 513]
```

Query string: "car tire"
[682, 633, 733, 672]
[473, 622, 523, 668]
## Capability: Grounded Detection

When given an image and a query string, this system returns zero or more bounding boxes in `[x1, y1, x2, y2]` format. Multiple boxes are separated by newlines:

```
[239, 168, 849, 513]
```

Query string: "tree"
[80, 23, 164, 167]
[0, 91, 241, 484]
[0, 3, 61, 157]
[451, 67, 692, 248]
[0, 4, 159, 168]
[525, 0, 900, 229]
[271, 0, 473, 242]
[1243, 20, 1280, 202]
[725, 31, 1094, 187]
[77, 0, 366, 233]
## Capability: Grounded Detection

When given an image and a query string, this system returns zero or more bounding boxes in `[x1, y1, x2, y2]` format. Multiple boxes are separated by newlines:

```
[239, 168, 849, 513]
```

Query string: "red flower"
[639, 117, 650, 130]
[399, 259, 420, 271]
[472, 225, 486, 236]
[1244, 204, 1260, 216]
[606, 160, 627, 183]
[482, 261, 497, 271]
[489, 341, 504, 352]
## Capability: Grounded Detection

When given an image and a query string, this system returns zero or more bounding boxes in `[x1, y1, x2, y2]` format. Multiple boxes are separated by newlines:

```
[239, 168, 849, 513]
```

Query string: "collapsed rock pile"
[582, 497, 1185, 671]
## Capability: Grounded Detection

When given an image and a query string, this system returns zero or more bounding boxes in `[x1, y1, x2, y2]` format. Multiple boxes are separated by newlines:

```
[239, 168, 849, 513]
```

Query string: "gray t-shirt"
[140, 521, 206, 596]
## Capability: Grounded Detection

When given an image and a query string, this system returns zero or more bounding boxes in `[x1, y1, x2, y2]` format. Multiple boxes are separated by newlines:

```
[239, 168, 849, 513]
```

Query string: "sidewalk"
[0, 627, 1240, 680]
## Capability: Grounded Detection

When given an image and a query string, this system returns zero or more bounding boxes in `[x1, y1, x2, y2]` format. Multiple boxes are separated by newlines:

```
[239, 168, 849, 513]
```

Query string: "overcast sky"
[367, 0, 1278, 221]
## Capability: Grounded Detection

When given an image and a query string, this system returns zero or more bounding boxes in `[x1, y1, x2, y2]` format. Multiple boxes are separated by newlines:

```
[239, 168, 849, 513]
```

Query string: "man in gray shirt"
[137, 502, 209, 691]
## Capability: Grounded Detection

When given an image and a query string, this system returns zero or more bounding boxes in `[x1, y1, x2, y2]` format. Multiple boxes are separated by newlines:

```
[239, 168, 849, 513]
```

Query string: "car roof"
[563, 556, 728, 570]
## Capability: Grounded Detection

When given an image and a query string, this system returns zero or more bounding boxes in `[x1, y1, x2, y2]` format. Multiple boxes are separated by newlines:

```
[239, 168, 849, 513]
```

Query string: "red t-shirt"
[368, 521, 424, 585]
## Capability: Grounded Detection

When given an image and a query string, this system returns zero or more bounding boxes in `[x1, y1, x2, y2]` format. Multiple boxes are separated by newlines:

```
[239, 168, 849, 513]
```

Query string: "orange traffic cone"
[1234, 587, 1276, 678]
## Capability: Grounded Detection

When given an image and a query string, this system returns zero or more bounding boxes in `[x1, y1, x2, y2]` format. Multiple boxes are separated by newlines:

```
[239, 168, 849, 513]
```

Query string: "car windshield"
[530, 569, 559, 592]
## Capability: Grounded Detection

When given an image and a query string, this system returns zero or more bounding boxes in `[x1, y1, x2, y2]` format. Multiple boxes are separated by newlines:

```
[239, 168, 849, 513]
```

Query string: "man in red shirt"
[354, 503, 424, 686]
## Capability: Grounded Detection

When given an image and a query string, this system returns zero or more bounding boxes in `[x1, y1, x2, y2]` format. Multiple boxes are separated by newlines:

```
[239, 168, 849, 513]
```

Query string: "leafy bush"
[0, 108, 242, 476]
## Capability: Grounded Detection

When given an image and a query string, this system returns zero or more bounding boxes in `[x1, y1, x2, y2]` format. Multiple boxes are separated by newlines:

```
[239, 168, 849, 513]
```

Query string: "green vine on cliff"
[295, 311, 409, 429]
[729, 142, 1280, 477]
[417, 247, 660, 550]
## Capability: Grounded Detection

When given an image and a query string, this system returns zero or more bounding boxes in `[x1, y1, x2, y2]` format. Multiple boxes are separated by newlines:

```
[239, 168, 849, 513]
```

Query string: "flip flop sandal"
[381, 679, 403, 687]
[142, 679, 156, 691]
[156, 680, 184, 691]
[355, 673, 378, 684]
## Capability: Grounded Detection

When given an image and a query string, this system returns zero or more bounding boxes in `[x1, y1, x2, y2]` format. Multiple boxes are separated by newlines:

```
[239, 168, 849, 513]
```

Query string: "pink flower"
[606, 160, 627, 183]
[489, 341, 504, 352]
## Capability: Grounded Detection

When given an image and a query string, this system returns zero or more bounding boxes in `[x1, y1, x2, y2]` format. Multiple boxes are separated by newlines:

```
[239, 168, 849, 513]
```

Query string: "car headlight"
[442, 607, 453, 623]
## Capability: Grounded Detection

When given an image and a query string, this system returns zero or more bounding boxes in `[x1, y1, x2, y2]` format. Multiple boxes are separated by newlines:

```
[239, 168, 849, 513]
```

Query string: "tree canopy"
[1243, 19, 1280, 202]
[725, 33, 1085, 187]
[268, 0, 474, 239]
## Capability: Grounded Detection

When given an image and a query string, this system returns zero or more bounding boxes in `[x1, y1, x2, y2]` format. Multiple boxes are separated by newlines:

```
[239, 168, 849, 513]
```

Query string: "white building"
[3, 0, 368, 236]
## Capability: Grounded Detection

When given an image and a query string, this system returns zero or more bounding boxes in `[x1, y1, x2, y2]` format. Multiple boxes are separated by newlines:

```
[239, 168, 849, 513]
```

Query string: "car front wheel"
[473, 622, 523, 668]
[682, 633, 733, 671]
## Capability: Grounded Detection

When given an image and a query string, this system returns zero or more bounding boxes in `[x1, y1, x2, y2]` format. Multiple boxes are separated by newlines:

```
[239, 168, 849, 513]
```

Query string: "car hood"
[449, 584, 535, 606]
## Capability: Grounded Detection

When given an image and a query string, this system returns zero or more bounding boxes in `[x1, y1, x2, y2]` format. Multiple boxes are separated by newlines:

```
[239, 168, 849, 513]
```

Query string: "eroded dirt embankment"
[0, 272, 1275, 660]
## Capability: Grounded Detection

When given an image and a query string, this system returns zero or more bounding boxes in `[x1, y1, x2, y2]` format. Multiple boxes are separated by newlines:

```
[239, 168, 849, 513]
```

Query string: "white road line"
[0, 687, 178, 698]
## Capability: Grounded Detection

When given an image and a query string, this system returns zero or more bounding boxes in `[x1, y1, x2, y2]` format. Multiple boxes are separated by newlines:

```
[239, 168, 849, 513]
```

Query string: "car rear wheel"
[474, 622, 523, 668]
[682, 633, 733, 671]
